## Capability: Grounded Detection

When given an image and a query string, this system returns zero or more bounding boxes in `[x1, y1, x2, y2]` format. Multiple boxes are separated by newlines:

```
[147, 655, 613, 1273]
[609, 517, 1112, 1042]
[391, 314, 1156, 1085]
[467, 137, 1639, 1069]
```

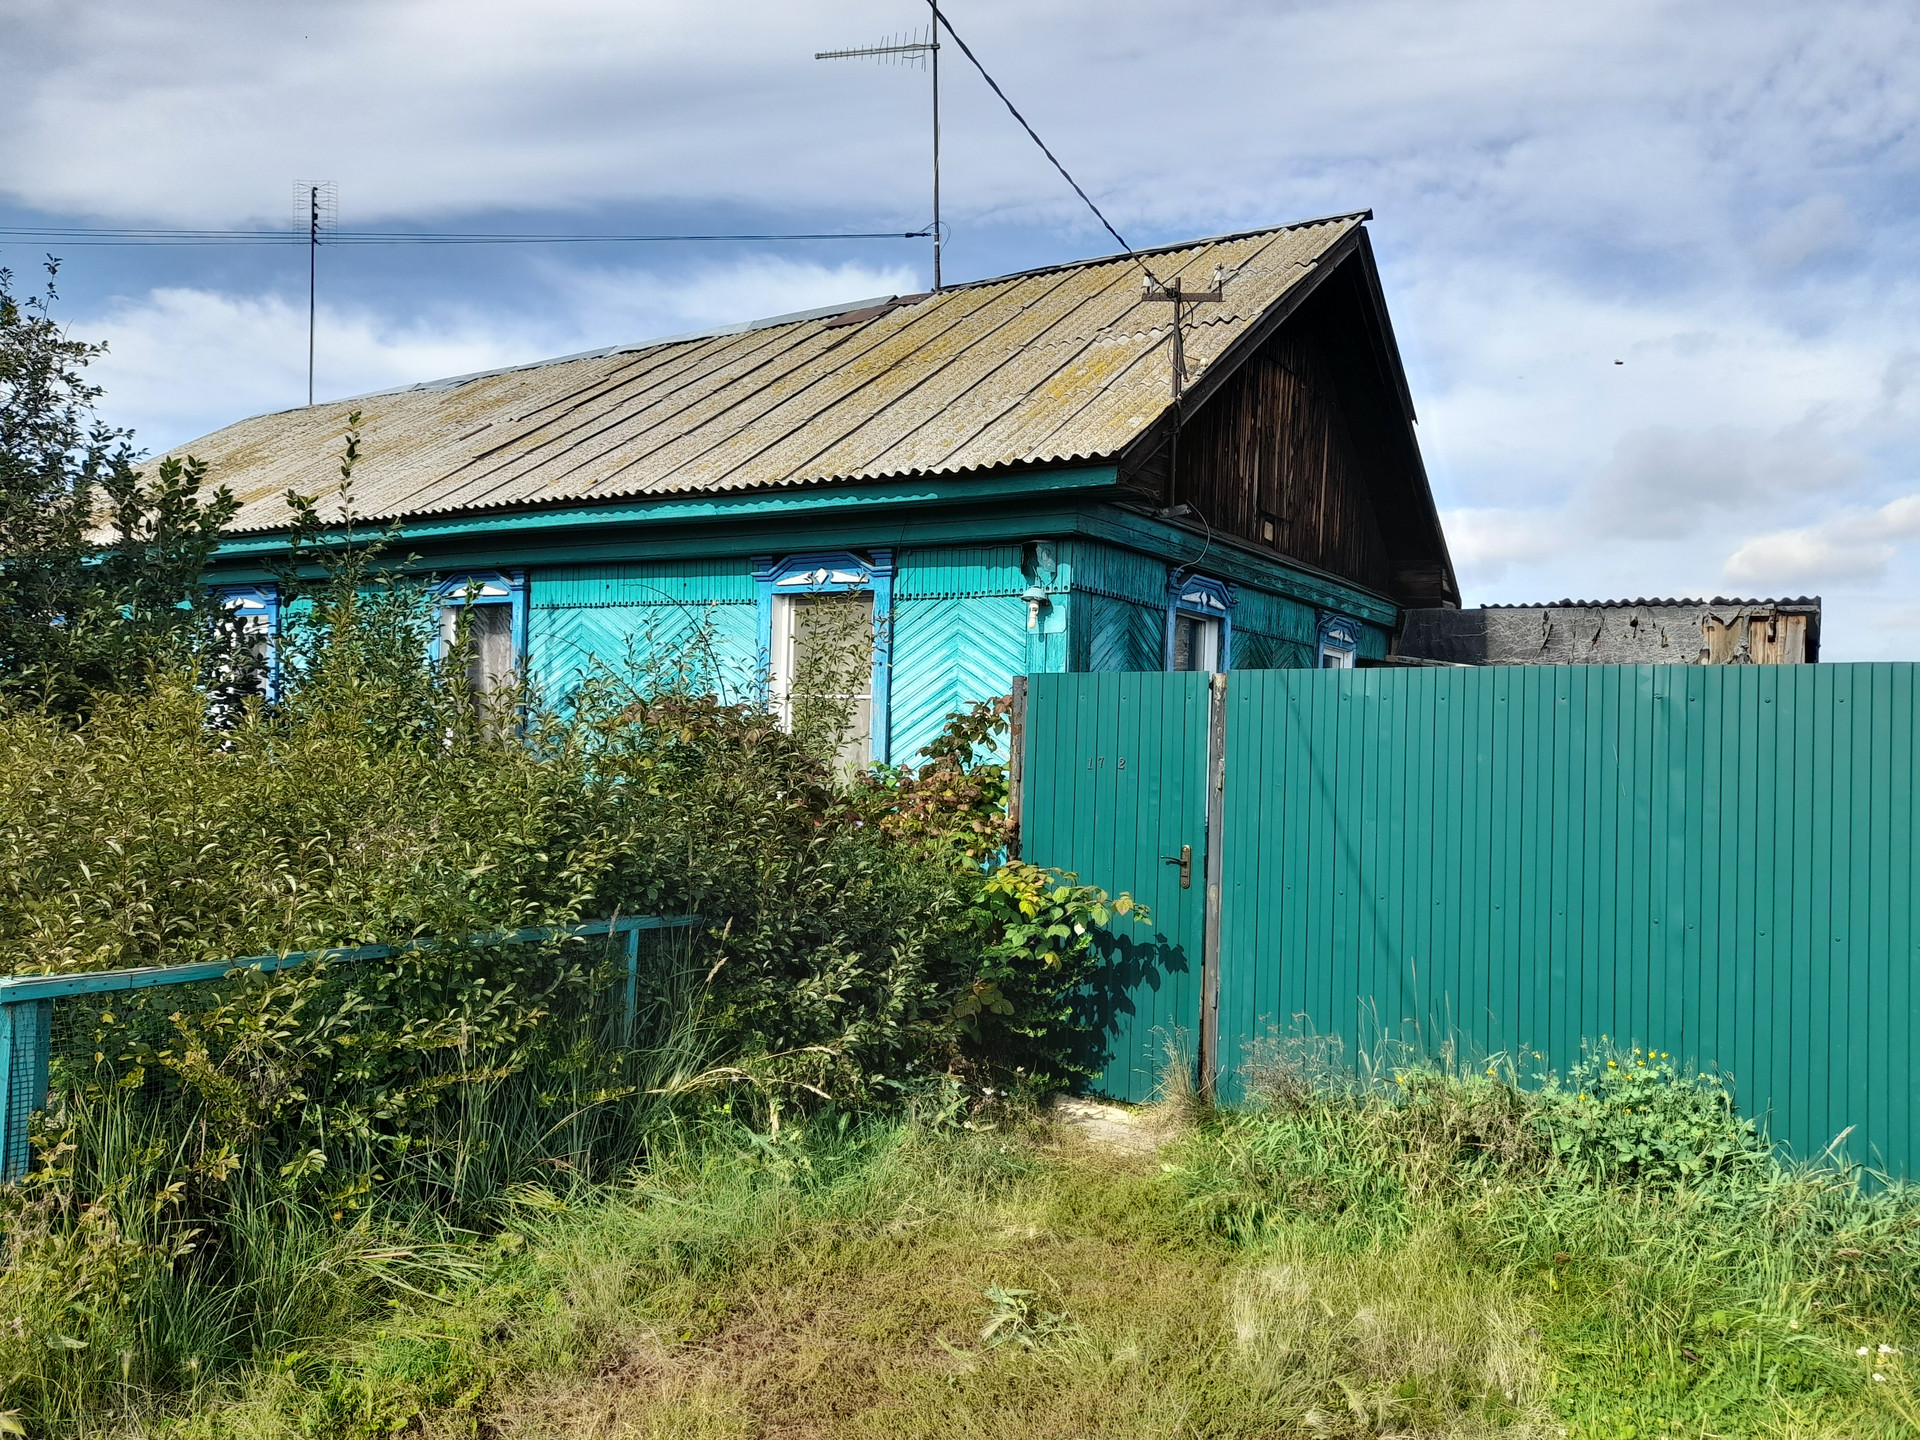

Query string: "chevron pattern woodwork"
[1085, 595, 1165, 673]
[1233, 631, 1315, 670]
[531, 602, 758, 703]
[889, 596, 1030, 763]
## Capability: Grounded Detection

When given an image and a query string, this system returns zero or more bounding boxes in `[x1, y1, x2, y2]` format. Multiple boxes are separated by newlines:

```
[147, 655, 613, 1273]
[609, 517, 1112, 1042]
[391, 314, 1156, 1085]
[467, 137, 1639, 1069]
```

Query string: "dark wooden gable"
[1117, 238, 1457, 608]
[1175, 322, 1392, 592]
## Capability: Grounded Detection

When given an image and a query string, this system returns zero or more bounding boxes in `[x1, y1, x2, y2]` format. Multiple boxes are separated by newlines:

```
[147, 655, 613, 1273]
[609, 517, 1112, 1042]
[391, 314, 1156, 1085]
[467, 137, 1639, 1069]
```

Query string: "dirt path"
[1047, 1096, 1164, 1156]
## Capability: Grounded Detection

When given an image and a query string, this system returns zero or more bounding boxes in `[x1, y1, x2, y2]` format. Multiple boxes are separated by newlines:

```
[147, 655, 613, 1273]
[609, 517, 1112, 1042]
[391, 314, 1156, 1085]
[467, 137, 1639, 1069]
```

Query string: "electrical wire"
[930, 8, 1162, 285]
[0, 226, 931, 247]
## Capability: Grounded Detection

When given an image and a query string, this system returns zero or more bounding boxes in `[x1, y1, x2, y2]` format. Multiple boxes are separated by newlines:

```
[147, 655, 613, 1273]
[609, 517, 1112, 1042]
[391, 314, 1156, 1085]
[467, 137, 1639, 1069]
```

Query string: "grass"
[14, 1060, 1920, 1439]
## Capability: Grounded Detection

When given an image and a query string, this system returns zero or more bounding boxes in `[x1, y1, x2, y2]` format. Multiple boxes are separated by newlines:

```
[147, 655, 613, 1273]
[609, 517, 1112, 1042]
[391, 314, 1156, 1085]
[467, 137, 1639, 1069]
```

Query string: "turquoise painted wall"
[529, 561, 758, 705]
[418, 532, 1395, 761]
[1067, 541, 1164, 673]
[1065, 539, 1391, 674]
[890, 545, 1054, 763]
[524, 547, 1060, 764]
[1228, 584, 1317, 671]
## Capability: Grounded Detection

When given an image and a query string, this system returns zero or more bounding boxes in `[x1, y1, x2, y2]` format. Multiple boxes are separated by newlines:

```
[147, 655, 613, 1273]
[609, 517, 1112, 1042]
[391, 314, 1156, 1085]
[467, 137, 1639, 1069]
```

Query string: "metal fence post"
[1007, 675, 1027, 860]
[1199, 673, 1228, 1094]
[1, 999, 51, 1183]
[622, 922, 641, 1047]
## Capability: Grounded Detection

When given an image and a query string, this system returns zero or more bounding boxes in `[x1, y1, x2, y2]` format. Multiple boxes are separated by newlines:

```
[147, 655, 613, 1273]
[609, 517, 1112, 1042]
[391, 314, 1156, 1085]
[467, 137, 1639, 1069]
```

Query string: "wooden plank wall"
[1176, 329, 1394, 596]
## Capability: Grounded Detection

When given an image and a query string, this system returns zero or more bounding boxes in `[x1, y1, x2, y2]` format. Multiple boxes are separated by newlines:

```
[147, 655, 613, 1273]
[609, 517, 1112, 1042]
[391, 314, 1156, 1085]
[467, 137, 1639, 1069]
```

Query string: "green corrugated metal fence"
[1021, 665, 1920, 1175]
[1020, 672, 1215, 1100]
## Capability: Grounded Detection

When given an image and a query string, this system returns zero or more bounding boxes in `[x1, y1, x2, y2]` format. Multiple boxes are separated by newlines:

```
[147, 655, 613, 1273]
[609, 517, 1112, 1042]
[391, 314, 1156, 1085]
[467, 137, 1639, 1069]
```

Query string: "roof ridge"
[318, 212, 1372, 408]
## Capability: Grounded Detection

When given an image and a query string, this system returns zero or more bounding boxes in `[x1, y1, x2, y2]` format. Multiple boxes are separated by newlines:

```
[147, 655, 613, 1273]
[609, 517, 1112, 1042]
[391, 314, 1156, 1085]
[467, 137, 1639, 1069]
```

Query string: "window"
[1317, 614, 1361, 669]
[753, 551, 894, 767]
[1170, 613, 1220, 671]
[773, 591, 875, 770]
[433, 573, 527, 708]
[212, 584, 279, 704]
[1165, 573, 1235, 673]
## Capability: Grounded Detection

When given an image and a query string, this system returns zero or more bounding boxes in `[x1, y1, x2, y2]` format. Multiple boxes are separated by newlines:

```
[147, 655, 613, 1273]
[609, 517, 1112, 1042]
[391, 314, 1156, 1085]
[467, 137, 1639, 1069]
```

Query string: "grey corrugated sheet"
[1483, 596, 1820, 609]
[174, 216, 1363, 534]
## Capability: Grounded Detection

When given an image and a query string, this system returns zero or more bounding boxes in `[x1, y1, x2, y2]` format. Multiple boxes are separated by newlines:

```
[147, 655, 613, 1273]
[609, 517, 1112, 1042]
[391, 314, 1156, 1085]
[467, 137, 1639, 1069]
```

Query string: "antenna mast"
[293, 181, 337, 406]
[817, 4, 942, 288]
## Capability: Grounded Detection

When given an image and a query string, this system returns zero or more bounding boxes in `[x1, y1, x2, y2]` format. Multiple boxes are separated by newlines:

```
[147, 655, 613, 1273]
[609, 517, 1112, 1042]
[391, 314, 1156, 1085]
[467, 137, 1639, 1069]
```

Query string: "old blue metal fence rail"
[1021, 665, 1920, 1177]
[0, 915, 700, 1181]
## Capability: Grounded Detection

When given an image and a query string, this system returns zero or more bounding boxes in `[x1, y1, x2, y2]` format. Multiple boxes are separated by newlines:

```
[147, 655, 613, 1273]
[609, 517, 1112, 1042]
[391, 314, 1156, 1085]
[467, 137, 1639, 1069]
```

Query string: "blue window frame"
[1165, 572, 1236, 673]
[1317, 613, 1361, 668]
[214, 583, 281, 698]
[431, 571, 528, 696]
[752, 550, 894, 765]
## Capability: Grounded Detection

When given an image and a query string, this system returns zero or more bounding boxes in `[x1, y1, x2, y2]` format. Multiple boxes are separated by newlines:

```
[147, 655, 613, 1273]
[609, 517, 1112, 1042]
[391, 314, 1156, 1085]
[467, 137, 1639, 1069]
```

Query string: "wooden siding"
[890, 595, 1033, 761]
[1231, 586, 1318, 671]
[1175, 327, 1393, 594]
[529, 561, 758, 700]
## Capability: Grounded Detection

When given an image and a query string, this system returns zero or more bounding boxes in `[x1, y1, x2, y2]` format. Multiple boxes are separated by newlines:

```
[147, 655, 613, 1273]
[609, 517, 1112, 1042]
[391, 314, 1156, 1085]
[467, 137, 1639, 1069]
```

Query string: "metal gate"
[1015, 672, 1217, 1101]
[1018, 665, 1920, 1176]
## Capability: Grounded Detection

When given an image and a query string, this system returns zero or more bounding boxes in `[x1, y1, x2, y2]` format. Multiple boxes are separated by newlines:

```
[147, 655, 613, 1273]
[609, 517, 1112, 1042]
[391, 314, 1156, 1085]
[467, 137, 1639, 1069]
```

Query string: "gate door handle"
[1161, 844, 1192, 888]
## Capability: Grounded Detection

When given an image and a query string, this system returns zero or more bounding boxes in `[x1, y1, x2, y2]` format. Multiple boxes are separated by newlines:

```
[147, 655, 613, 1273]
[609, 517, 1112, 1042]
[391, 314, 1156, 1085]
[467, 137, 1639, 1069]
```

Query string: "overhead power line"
[0, 226, 931, 247]
[928, 8, 1156, 283]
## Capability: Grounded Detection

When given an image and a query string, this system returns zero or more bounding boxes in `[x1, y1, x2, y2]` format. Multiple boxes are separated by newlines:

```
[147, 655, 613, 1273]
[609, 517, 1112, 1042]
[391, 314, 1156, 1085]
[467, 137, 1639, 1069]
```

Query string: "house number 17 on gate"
[1085, 756, 1127, 769]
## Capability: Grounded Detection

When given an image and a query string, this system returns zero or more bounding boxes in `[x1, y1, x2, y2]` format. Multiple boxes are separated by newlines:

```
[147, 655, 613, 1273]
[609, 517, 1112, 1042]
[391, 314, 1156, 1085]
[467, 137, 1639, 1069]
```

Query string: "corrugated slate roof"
[1480, 597, 1821, 609]
[171, 215, 1366, 534]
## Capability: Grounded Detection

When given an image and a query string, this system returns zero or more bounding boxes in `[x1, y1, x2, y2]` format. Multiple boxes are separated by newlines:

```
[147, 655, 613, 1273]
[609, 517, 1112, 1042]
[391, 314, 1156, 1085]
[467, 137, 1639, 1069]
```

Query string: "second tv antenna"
[817, 5, 943, 289]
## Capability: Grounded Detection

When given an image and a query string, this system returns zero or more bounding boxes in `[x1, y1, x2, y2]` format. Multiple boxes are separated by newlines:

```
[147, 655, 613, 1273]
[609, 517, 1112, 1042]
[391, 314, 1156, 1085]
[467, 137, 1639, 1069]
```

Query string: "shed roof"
[171, 215, 1372, 534]
[1478, 597, 1821, 611]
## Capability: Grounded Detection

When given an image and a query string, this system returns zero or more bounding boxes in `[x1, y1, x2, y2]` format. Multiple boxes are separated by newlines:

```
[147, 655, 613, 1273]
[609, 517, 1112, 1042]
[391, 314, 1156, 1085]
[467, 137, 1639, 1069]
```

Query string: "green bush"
[1534, 1041, 1768, 1188]
[0, 402, 1157, 1427]
[1176, 1038, 1920, 1438]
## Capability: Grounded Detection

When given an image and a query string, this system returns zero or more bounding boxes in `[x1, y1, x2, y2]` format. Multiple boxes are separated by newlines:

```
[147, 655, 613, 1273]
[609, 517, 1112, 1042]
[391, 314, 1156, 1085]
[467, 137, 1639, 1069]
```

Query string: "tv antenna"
[817, 5, 943, 289]
[292, 181, 337, 406]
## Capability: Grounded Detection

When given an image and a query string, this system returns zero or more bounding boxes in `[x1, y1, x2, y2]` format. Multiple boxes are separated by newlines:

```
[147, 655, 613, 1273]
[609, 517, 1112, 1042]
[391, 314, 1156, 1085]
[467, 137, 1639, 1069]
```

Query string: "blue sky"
[5, 0, 1918, 657]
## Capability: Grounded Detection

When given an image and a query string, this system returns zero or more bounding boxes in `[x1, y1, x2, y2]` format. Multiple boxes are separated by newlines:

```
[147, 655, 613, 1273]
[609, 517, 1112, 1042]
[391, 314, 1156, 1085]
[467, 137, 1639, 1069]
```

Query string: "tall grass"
[11, 1048, 1910, 1439]
[1175, 1037, 1920, 1436]
[0, 927, 729, 1431]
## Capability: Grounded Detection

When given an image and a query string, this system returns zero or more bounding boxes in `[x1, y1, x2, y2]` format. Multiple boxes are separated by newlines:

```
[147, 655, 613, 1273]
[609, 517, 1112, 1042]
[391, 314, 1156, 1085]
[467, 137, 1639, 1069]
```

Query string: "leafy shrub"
[865, 695, 1015, 862]
[954, 861, 1143, 1094]
[0, 408, 1155, 1426]
[1534, 1042, 1768, 1188]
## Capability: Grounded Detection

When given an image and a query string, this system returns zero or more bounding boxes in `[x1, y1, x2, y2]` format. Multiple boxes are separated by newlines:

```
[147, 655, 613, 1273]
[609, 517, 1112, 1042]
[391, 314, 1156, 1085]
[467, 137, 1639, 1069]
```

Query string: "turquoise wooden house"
[184, 213, 1457, 764]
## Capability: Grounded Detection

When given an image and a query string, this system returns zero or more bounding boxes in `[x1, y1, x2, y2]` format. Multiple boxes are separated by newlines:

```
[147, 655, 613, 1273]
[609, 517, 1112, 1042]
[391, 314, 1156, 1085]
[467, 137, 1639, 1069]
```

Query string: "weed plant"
[3, 1049, 1911, 1438]
[140, 1049, 1920, 1440]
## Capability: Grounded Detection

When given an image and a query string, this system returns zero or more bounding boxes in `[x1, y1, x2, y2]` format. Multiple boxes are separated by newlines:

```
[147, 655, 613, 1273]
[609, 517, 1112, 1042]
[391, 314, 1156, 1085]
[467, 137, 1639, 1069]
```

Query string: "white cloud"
[1435, 507, 1561, 581]
[545, 257, 920, 342]
[1752, 193, 1852, 272]
[1724, 494, 1920, 588]
[87, 289, 537, 454]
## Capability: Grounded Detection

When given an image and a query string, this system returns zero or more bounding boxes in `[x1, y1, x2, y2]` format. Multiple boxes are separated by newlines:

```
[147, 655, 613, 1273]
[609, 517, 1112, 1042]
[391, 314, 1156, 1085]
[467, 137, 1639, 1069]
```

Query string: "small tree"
[0, 259, 240, 713]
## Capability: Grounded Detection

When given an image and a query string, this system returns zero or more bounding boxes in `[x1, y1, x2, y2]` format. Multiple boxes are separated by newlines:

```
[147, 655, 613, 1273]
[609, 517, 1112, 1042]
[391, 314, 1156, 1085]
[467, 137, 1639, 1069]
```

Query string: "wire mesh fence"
[0, 917, 699, 1181]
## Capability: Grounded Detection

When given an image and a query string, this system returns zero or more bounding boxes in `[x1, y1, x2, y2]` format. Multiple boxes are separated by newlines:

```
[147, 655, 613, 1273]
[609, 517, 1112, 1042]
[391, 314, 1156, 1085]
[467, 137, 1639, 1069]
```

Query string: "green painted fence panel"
[1025, 665, 1920, 1175]
[1219, 664, 1920, 1174]
[1022, 672, 1213, 1101]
